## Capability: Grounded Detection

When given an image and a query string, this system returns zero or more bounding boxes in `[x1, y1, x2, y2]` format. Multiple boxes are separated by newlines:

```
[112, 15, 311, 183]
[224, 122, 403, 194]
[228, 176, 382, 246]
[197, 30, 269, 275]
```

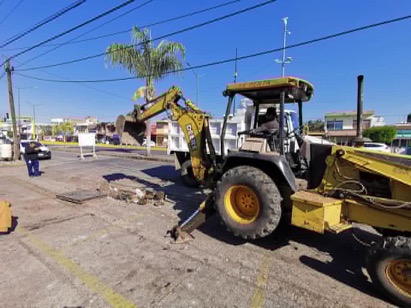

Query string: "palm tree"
[105, 26, 185, 155]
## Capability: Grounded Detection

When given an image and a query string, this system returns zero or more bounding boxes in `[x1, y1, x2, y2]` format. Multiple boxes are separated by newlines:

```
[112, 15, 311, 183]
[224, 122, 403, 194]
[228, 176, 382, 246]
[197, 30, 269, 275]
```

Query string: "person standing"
[24, 141, 40, 177]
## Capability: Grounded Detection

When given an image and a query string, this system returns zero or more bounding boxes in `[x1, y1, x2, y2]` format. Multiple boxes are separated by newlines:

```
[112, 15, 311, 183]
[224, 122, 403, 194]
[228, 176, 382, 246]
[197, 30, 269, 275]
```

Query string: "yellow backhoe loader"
[177, 76, 411, 306]
[119, 77, 411, 306]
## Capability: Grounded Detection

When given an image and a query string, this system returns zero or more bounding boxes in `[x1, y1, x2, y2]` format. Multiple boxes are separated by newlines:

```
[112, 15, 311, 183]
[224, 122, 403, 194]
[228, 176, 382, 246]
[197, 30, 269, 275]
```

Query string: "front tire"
[366, 236, 411, 307]
[214, 165, 282, 239]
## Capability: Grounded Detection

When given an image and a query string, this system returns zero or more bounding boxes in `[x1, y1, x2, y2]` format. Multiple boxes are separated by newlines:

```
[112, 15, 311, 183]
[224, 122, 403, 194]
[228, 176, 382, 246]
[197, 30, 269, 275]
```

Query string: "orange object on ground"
[0, 201, 12, 233]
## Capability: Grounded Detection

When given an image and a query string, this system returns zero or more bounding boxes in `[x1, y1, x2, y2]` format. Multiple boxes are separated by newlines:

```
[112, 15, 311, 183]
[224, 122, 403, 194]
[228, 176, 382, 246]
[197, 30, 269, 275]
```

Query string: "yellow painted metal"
[224, 185, 260, 224]
[344, 200, 411, 232]
[291, 191, 346, 234]
[386, 259, 411, 298]
[302, 144, 411, 234]
[319, 146, 411, 202]
[126, 86, 211, 183]
[226, 76, 314, 101]
[0, 201, 12, 232]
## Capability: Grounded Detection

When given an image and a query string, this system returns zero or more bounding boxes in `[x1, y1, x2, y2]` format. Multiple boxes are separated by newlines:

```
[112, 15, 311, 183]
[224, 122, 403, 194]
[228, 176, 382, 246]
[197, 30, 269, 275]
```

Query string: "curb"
[51, 147, 174, 164]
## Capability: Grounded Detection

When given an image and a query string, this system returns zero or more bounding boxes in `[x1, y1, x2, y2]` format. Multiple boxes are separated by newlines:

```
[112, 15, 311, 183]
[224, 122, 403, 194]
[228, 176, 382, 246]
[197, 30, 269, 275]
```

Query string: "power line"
[1, 54, 131, 101]
[0, 0, 6, 10]
[1, 0, 241, 51]
[15, 0, 154, 68]
[17, 0, 277, 71]
[47, 0, 242, 46]
[14, 13, 411, 84]
[0, 0, 86, 49]
[0, 0, 136, 66]
[0, 0, 23, 26]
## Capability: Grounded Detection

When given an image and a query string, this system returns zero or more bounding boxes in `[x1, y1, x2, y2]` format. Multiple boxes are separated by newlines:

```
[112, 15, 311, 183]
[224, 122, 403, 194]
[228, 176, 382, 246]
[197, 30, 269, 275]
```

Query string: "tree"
[105, 26, 185, 155]
[53, 122, 74, 141]
[39, 125, 52, 137]
[306, 119, 325, 132]
[363, 126, 397, 143]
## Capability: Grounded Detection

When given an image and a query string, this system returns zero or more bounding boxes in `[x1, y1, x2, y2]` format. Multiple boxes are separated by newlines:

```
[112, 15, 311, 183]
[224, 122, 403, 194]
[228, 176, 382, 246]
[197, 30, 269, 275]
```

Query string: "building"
[154, 121, 168, 147]
[64, 116, 98, 134]
[325, 110, 385, 144]
[392, 114, 411, 154]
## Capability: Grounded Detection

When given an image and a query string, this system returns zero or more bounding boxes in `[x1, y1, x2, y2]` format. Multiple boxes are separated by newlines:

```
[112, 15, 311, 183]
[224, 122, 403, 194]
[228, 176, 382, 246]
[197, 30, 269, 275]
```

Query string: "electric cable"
[0, 0, 86, 49]
[1, 0, 241, 51]
[16, 0, 277, 71]
[15, 0, 154, 68]
[14, 13, 411, 83]
[1, 55, 130, 101]
[36, 69, 132, 101]
[0, 0, 23, 26]
[0, 0, 136, 66]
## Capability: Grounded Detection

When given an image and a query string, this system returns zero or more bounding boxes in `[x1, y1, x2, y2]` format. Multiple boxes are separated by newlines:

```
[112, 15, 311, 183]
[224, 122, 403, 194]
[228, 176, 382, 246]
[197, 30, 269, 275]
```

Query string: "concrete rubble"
[97, 179, 166, 206]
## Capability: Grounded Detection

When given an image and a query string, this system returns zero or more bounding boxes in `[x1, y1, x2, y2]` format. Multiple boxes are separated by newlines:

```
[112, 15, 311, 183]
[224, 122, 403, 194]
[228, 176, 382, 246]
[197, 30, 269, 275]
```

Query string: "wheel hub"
[224, 185, 260, 224]
[386, 259, 411, 296]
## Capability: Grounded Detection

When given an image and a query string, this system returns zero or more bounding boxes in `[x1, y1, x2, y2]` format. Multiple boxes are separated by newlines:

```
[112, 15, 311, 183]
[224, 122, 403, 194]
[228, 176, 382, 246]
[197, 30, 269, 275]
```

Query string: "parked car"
[142, 139, 155, 147]
[363, 142, 391, 153]
[20, 140, 51, 159]
[99, 135, 120, 145]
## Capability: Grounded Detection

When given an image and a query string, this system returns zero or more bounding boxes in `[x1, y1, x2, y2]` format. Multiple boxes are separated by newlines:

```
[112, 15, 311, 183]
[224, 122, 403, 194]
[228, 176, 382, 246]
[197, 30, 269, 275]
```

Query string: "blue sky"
[1, 0, 411, 124]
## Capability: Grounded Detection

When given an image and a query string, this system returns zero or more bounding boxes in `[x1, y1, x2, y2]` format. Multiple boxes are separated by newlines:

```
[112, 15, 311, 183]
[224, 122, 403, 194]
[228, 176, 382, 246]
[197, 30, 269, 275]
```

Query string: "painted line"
[17, 227, 136, 308]
[250, 253, 271, 308]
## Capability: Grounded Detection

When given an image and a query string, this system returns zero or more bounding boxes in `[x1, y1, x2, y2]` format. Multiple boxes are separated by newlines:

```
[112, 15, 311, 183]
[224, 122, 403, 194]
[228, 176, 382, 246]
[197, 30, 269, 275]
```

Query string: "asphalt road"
[0, 151, 393, 307]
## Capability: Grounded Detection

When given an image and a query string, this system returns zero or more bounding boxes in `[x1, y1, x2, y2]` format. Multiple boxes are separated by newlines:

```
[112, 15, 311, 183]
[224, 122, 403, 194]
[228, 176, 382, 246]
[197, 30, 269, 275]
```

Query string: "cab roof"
[224, 76, 314, 104]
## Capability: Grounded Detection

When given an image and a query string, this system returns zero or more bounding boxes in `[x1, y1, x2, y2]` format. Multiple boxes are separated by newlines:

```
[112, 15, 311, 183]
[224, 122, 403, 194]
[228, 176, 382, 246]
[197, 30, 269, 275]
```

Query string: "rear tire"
[366, 236, 411, 307]
[214, 165, 282, 239]
[180, 160, 200, 188]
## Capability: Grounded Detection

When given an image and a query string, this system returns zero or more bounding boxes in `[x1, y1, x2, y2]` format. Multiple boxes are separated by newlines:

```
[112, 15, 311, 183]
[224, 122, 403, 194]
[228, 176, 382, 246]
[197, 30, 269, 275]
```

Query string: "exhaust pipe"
[353, 75, 370, 146]
[356, 75, 364, 138]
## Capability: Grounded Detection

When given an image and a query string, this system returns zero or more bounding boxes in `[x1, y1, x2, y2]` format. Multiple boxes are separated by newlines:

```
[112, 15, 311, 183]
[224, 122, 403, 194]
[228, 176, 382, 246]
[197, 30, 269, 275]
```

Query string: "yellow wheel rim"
[224, 185, 260, 224]
[386, 259, 411, 297]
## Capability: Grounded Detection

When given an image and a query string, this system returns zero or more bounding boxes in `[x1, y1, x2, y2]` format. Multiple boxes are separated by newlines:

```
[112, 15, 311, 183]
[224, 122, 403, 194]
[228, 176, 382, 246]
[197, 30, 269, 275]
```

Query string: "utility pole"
[232, 48, 238, 115]
[275, 17, 292, 77]
[5, 59, 19, 160]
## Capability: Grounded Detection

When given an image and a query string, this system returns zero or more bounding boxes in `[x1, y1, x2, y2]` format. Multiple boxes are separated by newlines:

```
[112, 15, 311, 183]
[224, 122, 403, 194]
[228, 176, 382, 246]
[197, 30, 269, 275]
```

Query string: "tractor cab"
[221, 77, 314, 176]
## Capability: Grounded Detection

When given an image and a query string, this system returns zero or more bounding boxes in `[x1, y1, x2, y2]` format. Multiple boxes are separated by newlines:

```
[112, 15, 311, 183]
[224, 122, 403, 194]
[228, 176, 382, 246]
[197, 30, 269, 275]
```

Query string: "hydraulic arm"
[116, 86, 217, 183]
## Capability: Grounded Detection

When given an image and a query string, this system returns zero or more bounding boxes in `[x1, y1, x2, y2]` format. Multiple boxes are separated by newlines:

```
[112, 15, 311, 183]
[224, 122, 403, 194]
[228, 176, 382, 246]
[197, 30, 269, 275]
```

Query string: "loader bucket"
[115, 114, 147, 145]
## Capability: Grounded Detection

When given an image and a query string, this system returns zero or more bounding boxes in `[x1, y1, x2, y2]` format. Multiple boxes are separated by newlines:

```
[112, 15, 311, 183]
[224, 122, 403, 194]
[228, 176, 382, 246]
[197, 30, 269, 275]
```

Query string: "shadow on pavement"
[96, 148, 136, 153]
[102, 167, 387, 304]
[0, 216, 18, 235]
[199, 217, 386, 302]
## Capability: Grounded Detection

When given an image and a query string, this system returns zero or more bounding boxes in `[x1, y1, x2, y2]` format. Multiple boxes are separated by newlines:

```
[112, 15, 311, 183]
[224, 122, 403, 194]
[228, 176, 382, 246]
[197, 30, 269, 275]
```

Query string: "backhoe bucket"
[116, 114, 146, 145]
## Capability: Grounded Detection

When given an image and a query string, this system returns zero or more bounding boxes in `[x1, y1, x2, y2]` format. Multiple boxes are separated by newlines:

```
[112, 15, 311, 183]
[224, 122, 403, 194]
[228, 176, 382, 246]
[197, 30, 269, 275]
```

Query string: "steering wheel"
[238, 128, 278, 138]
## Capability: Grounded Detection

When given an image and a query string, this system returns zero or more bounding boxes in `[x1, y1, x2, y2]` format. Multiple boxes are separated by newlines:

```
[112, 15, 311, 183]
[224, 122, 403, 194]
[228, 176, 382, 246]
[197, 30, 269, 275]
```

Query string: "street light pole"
[26, 102, 41, 139]
[275, 17, 292, 77]
[186, 62, 204, 107]
[15, 86, 37, 137]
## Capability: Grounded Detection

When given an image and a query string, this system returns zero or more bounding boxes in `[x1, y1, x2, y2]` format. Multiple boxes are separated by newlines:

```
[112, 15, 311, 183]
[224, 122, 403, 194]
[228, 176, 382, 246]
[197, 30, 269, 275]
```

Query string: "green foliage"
[53, 122, 74, 136]
[306, 119, 325, 132]
[363, 126, 397, 143]
[105, 26, 185, 102]
[39, 125, 52, 136]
